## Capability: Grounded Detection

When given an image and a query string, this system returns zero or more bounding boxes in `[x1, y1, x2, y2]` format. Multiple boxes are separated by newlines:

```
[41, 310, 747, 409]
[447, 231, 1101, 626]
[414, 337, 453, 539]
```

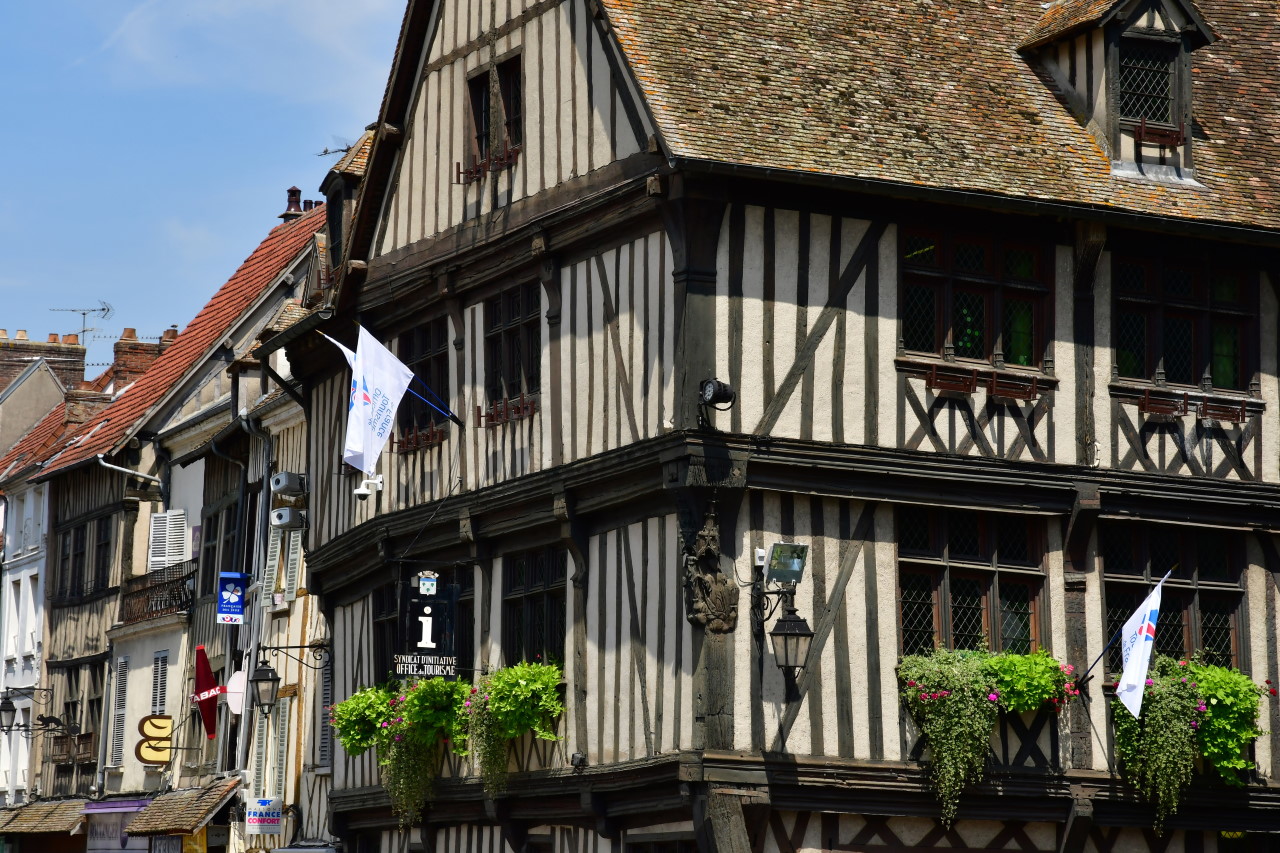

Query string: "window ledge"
[1108, 383, 1263, 423]
[896, 358, 1058, 400]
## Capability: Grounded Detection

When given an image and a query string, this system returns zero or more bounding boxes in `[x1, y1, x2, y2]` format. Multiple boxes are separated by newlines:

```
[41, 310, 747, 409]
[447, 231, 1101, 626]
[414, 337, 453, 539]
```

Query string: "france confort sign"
[245, 798, 283, 835]
[394, 572, 460, 679]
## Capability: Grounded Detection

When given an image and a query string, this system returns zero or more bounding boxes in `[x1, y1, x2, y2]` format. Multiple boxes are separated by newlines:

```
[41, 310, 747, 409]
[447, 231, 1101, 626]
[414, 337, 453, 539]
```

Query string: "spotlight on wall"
[698, 378, 736, 408]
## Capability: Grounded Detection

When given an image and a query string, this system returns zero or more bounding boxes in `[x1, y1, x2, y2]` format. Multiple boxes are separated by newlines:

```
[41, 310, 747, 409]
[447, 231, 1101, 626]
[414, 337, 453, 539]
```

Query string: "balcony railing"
[120, 561, 196, 625]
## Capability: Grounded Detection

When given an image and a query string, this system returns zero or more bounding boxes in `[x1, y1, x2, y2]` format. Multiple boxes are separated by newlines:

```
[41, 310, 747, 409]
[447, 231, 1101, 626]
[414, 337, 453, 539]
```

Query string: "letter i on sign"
[417, 606, 436, 649]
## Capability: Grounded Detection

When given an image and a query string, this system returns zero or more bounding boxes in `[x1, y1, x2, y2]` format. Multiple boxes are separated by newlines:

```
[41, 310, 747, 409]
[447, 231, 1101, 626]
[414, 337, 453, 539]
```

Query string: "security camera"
[270, 472, 307, 497]
[270, 508, 307, 529]
[353, 475, 383, 502]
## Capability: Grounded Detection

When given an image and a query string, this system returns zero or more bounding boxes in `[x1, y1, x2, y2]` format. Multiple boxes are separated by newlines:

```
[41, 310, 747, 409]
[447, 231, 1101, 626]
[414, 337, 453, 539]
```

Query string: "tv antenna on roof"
[50, 300, 114, 340]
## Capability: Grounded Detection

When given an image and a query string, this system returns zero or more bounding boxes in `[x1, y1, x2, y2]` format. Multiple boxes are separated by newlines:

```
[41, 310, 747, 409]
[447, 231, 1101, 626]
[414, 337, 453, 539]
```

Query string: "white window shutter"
[261, 528, 282, 606]
[147, 510, 189, 572]
[111, 657, 129, 765]
[151, 651, 169, 715]
[284, 531, 302, 602]
[251, 709, 270, 797]
[272, 696, 291, 799]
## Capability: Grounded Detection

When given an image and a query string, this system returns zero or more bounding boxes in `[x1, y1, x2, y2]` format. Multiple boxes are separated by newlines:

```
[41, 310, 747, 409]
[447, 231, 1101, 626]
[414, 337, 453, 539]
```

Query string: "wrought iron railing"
[120, 561, 197, 625]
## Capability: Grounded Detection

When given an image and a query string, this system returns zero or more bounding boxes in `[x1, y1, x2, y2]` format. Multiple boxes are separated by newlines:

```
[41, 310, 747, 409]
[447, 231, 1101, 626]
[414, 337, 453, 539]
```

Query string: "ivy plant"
[464, 661, 565, 796]
[1112, 656, 1266, 833]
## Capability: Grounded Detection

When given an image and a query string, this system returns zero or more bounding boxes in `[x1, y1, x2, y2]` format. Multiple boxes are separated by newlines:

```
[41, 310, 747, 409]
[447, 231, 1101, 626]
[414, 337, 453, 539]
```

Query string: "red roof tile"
[0, 403, 70, 483]
[125, 778, 239, 836]
[1021, 0, 1121, 48]
[35, 206, 325, 481]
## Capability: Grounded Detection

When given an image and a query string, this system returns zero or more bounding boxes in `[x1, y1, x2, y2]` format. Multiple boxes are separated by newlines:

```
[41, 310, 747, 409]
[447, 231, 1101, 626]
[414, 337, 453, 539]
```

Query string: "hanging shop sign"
[245, 798, 283, 835]
[134, 714, 175, 764]
[394, 572, 460, 679]
[216, 572, 249, 625]
[191, 645, 225, 739]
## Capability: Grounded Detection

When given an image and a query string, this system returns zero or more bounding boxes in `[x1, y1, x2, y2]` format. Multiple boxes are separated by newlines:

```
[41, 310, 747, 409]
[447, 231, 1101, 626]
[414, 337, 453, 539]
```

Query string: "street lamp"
[768, 586, 814, 701]
[0, 695, 16, 733]
[249, 662, 281, 715]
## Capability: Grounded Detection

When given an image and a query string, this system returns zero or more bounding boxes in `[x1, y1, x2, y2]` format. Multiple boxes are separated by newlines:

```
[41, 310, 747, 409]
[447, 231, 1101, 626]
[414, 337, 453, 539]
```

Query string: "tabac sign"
[394, 572, 460, 679]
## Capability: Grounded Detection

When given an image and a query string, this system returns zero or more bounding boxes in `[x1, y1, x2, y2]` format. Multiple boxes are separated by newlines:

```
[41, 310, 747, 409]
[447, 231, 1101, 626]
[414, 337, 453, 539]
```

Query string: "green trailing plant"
[464, 662, 565, 796]
[899, 648, 999, 827]
[899, 648, 1079, 826]
[1112, 656, 1266, 832]
[329, 679, 470, 827]
[985, 649, 1079, 713]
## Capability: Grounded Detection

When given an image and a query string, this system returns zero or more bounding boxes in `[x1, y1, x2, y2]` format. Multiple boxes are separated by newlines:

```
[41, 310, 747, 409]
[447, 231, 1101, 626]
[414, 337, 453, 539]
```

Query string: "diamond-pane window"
[1003, 299, 1034, 367]
[1162, 316, 1196, 385]
[1115, 311, 1148, 379]
[1102, 522, 1242, 675]
[903, 284, 937, 354]
[1000, 581, 1034, 655]
[1115, 263, 1147, 294]
[954, 243, 986, 275]
[897, 507, 1043, 655]
[898, 230, 1048, 369]
[900, 573, 937, 655]
[1119, 41, 1175, 124]
[953, 291, 987, 360]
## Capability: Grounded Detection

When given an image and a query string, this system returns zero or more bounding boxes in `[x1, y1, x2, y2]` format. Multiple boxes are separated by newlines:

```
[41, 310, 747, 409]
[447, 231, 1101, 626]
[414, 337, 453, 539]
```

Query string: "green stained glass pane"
[1115, 311, 1147, 379]
[953, 292, 986, 360]
[1211, 321, 1241, 390]
[1003, 299, 1034, 367]
[1004, 248, 1036, 281]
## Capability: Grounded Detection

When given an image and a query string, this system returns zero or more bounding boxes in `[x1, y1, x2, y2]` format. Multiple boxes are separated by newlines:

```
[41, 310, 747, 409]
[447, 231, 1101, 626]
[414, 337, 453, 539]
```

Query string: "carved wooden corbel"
[683, 501, 739, 633]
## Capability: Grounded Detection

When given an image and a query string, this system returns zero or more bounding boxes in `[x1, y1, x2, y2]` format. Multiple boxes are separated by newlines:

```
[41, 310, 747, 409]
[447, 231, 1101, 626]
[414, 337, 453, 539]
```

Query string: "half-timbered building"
[281, 0, 1280, 850]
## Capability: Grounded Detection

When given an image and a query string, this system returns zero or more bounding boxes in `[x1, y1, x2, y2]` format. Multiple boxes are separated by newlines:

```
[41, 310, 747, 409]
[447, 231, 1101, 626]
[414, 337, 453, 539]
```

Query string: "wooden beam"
[753, 221, 888, 436]
[770, 502, 877, 751]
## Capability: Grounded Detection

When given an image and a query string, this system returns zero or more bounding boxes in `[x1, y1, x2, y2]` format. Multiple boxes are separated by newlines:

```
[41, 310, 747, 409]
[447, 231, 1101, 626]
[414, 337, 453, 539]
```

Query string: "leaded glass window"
[896, 507, 1044, 655]
[900, 230, 1049, 368]
[1112, 255, 1255, 390]
[1118, 40, 1176, 124]
[1101, 521, 1243, 674]
[502, 546, 567, 665]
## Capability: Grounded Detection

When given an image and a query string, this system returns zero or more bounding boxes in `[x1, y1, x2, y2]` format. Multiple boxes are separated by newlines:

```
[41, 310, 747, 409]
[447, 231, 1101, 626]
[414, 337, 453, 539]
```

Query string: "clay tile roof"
[265, 299, 310, 334]
[335, 130, 374, 178]
[125, 777, 239, 836]
[1020, 0, 1119, 48]
[0, 402, 69, 483]
[0, 799, 87, 834]
[33, 205, 325, 482]
[600, 0, 1280, 233]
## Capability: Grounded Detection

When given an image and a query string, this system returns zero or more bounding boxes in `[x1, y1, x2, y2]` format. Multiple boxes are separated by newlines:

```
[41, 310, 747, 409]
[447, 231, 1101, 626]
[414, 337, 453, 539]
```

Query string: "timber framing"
[328, 749, 1280, 835]
[308, 430, 1280, 601]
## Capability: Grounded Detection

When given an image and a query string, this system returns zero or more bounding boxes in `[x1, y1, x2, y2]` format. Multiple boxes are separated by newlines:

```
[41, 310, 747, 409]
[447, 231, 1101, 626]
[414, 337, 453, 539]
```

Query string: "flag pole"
[1077, 568, 1176, 686]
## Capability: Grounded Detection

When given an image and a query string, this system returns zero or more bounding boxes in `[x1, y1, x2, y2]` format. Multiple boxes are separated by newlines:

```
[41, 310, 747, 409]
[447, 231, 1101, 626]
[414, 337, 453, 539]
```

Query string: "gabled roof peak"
[1021, 0, 1215, 51]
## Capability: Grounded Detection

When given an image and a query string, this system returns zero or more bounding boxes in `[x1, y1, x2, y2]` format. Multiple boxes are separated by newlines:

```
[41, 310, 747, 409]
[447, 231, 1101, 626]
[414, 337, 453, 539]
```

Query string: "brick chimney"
[65, 387, 112, 425]
[279, 187, 304, 222]
[0, 328, 87, 393]
[112, 328, 165, 388]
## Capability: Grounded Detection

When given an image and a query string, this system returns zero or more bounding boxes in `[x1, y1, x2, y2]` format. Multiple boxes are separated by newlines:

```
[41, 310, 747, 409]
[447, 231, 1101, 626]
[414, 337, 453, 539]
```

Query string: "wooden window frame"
[199, 500, 241, 598]
[484, 282, 542, 403]
[899, 229, 1052, 370]
[371, 582, 399, 683]
[397, 317, 452, 439]
[497, 55, 523, 149]
[1112, 256, 1258, 392]
[896, 507, 1046, 656]
[1117, 35, 1180, 128]
[466, 70, 491, 165]
[1101, 521, 1243, 674]
[501, 546, 568, 666]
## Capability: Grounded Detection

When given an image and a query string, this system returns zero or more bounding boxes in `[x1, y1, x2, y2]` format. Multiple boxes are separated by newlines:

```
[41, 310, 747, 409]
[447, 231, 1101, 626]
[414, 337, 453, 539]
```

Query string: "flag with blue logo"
[343, 326, 414, 476]
[1116, 570, 1172, 718]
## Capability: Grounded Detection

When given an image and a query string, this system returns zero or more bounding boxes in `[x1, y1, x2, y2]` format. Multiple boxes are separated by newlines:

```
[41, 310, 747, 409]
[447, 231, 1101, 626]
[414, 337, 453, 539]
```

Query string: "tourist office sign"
[394, 571, 460, 679]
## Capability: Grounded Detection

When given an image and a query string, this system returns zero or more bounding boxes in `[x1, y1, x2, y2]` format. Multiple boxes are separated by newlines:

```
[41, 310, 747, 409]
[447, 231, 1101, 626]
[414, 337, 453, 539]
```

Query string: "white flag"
[1115, 570, 1172, 718]
[343, 326, 414, 476]
[320, 332, 356, 368]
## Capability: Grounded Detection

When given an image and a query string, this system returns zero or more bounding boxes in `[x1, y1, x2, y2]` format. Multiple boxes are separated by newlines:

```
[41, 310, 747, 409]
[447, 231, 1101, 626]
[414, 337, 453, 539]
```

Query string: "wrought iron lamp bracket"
[259, 642, 331, 670]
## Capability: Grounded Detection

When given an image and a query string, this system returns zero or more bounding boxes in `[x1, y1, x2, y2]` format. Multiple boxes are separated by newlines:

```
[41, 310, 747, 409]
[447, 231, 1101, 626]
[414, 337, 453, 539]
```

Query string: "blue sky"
[0, 1, 404, 371]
